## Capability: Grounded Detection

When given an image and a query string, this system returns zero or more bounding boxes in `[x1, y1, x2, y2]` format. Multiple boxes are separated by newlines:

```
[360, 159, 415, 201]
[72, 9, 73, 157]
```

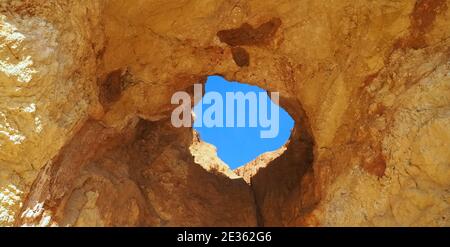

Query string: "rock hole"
[189, 75, 295, 180]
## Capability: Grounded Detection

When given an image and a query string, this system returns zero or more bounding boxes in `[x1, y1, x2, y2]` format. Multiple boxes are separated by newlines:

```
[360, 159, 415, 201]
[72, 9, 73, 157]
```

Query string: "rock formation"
[0, 0, 449, 226]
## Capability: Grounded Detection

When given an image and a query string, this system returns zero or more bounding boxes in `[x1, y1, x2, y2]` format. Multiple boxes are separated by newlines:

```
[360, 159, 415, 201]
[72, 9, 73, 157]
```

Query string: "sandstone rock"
[0, 0, 449, 226]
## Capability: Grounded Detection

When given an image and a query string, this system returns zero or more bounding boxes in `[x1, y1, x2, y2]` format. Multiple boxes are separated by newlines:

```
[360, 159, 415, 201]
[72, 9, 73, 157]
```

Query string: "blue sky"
[193, 76, 294, 169]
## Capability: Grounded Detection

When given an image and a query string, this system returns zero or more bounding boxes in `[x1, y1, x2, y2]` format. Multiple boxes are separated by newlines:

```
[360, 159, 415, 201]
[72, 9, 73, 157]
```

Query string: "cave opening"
[18, 72, 315, 226]
[186, 75, 316, 226]
[189, 75, 295, 179]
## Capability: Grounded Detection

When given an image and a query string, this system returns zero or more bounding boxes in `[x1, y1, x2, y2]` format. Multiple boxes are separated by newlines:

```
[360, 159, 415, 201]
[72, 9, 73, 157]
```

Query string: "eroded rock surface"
[0, 0, 449, 226]
[18, 118, 257, 226]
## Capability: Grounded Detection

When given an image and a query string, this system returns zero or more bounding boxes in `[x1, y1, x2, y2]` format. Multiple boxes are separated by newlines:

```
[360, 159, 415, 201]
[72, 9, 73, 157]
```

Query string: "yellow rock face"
[0, 0, 449, 226]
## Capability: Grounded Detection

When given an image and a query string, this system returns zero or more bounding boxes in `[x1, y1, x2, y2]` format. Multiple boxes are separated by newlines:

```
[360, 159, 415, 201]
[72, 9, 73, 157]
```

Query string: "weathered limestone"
[0, 0, 449, 226]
